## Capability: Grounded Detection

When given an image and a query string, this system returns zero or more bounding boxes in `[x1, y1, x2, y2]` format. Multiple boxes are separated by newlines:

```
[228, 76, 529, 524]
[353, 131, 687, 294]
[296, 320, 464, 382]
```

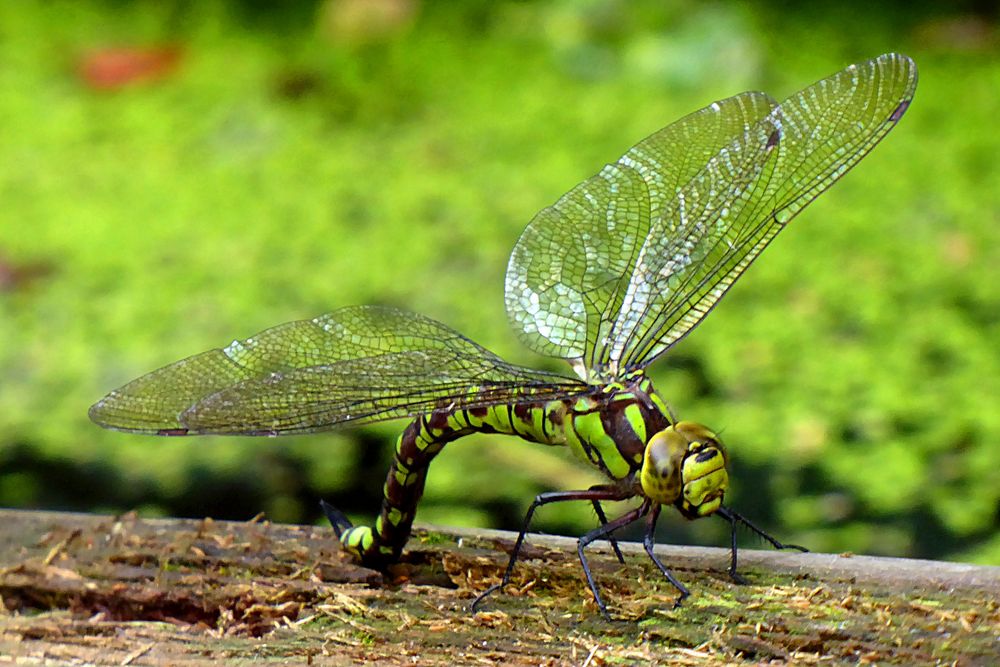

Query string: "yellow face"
[639, 421, 729, 517]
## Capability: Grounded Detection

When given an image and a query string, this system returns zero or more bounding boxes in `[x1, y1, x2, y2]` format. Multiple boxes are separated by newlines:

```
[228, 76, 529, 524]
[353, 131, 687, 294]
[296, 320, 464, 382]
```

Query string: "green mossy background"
[1, 0, 997, 565]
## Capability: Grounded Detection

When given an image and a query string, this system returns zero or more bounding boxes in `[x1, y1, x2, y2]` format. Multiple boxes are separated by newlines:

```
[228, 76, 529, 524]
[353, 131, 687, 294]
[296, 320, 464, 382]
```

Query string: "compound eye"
[675, 421, 728, 464]
[640, 428, 688, 505]
[678, 446, 728, 517]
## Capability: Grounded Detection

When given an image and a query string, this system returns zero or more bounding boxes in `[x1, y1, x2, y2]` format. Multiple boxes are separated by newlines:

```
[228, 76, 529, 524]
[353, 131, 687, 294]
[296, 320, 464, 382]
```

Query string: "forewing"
[505, 92, 778, 377]
[614, 53, 917, 369]
[505, 53, 917, 378]
[89, 305, 585, 435]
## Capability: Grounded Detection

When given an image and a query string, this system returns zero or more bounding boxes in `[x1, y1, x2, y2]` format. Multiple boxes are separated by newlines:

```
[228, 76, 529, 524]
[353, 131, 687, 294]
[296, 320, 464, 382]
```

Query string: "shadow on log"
[1, 508, 998, 665]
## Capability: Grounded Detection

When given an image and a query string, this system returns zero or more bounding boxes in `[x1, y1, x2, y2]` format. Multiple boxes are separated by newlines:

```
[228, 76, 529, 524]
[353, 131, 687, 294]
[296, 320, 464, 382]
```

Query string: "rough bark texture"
[1, 508, 997, 665]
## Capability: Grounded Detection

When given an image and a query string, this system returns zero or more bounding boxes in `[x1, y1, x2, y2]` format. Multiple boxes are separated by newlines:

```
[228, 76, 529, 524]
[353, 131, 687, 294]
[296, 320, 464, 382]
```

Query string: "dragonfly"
[90, 53, 917, 619]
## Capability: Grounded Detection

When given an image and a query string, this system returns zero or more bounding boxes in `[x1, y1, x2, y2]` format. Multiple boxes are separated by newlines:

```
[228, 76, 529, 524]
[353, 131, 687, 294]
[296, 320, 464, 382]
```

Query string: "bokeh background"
[1, 0, 998, 565]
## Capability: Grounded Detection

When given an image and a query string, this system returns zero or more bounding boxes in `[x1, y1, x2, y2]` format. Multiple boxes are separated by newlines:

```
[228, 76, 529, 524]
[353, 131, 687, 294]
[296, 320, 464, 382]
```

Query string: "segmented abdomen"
[339, 377, 671, 567]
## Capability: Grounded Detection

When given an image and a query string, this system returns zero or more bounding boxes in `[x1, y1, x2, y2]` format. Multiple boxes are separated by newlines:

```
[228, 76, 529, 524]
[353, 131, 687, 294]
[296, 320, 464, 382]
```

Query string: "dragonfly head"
[640, 421, 729, 518]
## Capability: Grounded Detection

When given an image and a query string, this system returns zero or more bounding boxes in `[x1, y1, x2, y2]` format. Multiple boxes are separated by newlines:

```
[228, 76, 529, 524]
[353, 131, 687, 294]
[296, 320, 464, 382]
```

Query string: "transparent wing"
[613, 53, 918, 369]
[505, 91, 779, 377]
[89, 305, 587, 435]
[505, 53, 917, 379]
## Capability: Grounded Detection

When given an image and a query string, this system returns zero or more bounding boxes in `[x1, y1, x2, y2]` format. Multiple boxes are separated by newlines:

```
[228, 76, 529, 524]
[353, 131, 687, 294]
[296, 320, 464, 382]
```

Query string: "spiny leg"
[577, 501, 651, 620]
[471, 485, 633, 614]
[590, 495, 626, 565]
[716, 505, 808, 584]
[641, 503, 690, 606]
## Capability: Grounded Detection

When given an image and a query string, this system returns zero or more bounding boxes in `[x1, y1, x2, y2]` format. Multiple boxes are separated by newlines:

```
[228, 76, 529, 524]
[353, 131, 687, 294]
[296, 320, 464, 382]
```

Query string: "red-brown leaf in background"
[78, 46, 183, 90]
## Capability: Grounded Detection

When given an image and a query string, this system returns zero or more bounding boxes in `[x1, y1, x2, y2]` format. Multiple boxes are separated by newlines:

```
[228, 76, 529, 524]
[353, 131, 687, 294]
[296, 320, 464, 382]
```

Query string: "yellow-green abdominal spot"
[528, 406, 546, 441]
[486, 405, 514, 433]
[394, 464, 415, 487]
[341, 526, 374, 557]
[417, 428, 437, 451]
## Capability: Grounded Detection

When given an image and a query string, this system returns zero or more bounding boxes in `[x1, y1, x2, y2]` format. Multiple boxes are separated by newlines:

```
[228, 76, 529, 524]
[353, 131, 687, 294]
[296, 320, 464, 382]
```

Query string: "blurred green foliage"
[1, 0, 998, 564]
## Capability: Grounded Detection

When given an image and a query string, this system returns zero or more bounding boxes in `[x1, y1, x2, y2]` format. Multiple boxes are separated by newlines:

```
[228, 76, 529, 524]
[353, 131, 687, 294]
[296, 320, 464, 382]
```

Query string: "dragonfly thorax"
[639, 421, 729, 518]
[555, 372, 728, 521]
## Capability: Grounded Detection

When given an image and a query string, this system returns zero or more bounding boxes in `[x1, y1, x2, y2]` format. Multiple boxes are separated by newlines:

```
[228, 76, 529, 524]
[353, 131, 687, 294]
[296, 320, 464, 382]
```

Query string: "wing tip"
[878, 52, 919, 100]
[87, 395, 118, 428]
[88, 392, 191, 435]
[889, 99, 911, 123]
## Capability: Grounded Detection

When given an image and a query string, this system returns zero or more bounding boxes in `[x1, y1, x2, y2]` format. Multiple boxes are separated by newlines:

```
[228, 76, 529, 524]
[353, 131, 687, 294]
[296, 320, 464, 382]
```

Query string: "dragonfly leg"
[577, 501, 651, 620]
[590, 493, 626, 565]
[641, 504, 690, 606]
[716, 505, 807, 584]
[470, 485, 633, 614]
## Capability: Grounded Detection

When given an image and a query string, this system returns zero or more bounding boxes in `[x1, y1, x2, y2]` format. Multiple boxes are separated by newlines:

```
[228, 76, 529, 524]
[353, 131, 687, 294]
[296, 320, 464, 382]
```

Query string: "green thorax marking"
[446, 373, 673, 481]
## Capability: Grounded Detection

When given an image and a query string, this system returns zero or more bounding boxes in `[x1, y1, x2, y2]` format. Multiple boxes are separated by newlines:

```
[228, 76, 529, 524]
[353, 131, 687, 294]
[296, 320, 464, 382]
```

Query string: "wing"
[505, 90, 779, 378]
[89, 305, 587, 435]
[505, 53, 918, 380]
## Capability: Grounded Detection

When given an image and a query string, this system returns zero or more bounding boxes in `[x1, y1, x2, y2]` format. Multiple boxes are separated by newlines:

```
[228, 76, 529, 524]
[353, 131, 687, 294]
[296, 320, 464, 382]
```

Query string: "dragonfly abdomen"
[340, 399, 573, 564]
[339, 375, 674, 566]
[339, 412, 468, 564]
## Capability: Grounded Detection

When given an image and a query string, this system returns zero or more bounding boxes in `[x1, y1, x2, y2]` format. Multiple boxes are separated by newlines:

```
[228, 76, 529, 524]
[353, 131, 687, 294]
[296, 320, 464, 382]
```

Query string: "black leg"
[577, 501, 651, 620]
[723, 505, 750, 585]
[470, 486, 633, 614]
[716, 505, 807, 583]
[590, 497, 626, 565]
[641, 504, 690, 605]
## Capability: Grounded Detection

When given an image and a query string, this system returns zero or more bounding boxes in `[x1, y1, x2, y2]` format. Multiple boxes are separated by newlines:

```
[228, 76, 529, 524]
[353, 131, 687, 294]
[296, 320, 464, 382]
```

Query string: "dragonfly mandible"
[90, 53, 918, 619]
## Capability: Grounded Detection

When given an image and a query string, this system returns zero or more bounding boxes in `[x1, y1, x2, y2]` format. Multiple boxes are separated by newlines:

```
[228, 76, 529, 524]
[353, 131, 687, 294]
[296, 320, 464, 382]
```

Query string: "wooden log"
[1, 508, 997, 665]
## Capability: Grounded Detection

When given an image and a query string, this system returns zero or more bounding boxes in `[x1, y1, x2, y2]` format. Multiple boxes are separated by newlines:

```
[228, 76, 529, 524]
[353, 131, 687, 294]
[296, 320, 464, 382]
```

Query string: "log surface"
[1, 508, 998, 665]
